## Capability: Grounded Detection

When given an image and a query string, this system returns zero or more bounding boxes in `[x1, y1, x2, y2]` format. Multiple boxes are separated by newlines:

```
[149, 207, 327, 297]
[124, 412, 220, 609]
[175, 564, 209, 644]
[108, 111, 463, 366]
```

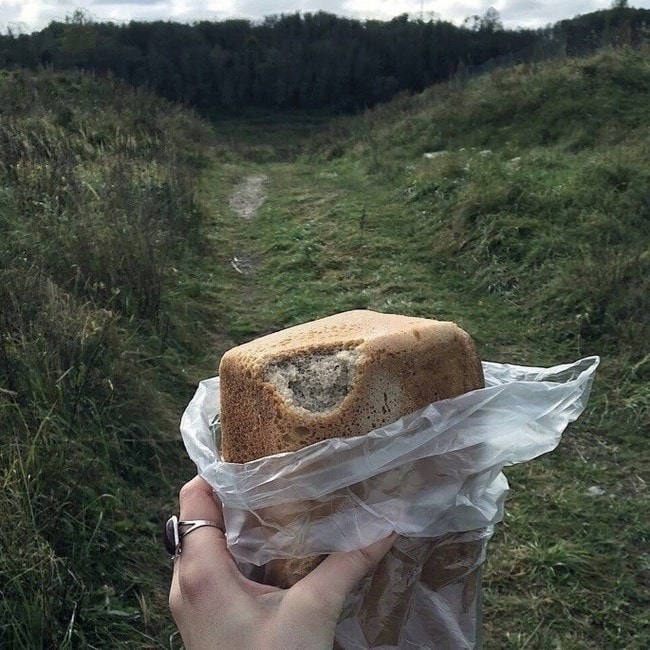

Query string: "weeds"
[343, 47, 650, 359]
[0, 69, 210, 647]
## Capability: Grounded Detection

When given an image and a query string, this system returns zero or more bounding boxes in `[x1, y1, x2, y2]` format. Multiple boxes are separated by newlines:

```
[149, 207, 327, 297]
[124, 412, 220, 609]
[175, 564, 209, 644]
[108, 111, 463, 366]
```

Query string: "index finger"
[179, 475, 224, 526]
[177, 476, 227, 559]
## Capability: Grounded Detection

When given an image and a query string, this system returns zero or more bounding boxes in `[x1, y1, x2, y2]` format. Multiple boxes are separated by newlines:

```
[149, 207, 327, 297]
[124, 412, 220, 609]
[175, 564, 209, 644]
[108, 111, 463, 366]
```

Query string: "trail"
[228, 174, 268, 275]
[229, 174, 268, 220]
[214, 149, 528, 365]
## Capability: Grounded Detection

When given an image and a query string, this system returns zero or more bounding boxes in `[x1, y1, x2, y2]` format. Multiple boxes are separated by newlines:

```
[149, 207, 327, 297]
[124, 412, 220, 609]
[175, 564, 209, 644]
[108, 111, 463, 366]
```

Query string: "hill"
[0, 69, 211, 647]
[334, 45, 649, 358]
[0, 43, 648, 648]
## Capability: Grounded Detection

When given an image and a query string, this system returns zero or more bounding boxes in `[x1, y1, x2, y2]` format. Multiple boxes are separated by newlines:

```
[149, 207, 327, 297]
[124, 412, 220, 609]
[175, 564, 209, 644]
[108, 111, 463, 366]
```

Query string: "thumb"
[297, 533, 398, 614]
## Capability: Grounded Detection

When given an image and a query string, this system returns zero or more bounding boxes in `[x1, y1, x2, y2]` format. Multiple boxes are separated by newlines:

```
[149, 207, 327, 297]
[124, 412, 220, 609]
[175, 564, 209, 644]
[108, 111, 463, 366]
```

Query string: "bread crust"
[218, 308, 485, 615]
[219, 310, 484, 464]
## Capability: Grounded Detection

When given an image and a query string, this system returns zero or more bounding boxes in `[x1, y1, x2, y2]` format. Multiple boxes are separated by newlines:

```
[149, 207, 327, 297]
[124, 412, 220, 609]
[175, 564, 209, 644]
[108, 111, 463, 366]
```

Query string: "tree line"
[0, 6, 648, 113]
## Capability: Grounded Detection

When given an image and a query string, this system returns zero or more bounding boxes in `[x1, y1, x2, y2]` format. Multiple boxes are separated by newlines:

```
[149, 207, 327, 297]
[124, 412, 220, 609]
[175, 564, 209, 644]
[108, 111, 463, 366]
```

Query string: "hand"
[169, 476, 396, 650]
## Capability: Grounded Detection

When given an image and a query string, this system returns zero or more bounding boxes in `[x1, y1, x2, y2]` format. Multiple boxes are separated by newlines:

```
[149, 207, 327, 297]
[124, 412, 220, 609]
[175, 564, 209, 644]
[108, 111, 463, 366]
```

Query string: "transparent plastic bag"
[180, 356, 599, 649]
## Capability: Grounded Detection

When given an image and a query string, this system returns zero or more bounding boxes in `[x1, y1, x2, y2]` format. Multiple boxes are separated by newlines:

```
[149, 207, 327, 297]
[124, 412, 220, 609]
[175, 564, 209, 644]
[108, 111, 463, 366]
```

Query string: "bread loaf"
[219, 309, 483, 464]
[218, 309, 485, 594]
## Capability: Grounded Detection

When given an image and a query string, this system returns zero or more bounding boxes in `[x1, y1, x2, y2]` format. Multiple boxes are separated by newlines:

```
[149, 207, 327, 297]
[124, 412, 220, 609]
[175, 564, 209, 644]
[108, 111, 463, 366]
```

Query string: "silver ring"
[164, 515, 225, 557]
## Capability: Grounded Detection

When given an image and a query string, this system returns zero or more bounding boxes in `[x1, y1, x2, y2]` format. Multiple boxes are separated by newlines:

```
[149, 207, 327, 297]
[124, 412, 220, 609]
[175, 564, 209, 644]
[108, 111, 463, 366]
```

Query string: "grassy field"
[1, 45, 648, 648]
[0, 69, 211, 647]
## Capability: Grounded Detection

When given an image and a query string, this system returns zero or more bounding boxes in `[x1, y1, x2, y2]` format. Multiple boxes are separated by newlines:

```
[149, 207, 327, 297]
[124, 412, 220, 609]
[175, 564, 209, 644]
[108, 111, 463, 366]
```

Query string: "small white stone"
[423, 151, 447, 159]
[586, 486, 606, 497]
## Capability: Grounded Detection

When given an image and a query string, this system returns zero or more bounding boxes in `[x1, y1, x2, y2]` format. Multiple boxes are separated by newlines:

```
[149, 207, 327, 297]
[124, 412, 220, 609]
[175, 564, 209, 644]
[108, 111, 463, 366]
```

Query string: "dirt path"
[228, 174, 268, 220]
[227, 173, 269, 276]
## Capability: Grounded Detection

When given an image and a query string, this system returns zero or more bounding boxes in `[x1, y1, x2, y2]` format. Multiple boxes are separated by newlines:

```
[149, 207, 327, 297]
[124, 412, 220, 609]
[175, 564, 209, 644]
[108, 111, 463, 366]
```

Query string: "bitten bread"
[219, 309, 484, 465]
[218, 310, 485, 596]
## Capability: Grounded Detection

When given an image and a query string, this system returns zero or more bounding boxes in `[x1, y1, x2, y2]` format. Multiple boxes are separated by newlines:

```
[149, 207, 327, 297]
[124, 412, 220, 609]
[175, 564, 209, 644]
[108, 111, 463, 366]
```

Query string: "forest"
[0, 6, 648, 112]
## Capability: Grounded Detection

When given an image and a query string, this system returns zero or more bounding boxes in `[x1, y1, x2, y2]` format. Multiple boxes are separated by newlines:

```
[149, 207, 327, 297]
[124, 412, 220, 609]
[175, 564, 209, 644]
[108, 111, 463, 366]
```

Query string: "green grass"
[211, 110, 335, 163]
[201, 46, 648, 649]
[0, 69, 212, 647]
[336, 47, 650, 355]
[204, 156, 648, 647]
[1, 45, 648, 648]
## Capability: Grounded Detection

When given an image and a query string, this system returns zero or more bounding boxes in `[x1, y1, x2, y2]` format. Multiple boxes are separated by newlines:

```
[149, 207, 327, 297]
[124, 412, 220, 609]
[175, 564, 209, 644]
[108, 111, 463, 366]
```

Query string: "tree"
[61, 9, 96, 57]
[481, 7, 503, 33]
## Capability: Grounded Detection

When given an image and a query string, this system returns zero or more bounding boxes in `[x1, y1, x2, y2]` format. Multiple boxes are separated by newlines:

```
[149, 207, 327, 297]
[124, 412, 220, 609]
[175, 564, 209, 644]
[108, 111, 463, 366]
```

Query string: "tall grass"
[0, 69, 212, 647]
[334, 47, 649, 364]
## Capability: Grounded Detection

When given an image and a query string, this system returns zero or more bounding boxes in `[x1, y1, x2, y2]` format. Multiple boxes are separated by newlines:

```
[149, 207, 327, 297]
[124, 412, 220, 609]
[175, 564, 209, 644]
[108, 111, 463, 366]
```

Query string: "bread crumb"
[265, 348, 361, 413]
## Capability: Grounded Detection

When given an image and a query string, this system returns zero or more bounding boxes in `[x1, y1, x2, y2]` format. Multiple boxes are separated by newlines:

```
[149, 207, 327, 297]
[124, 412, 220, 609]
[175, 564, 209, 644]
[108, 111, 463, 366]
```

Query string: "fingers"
[176, 476, 229, 562]
[171, 476, 243, 607]
[178, 476, 224, 531]
[296, 533, 398, 614]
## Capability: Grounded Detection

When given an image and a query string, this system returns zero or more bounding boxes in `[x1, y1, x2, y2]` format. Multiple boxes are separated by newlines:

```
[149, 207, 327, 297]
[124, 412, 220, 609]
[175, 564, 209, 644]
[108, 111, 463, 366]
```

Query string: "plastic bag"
[180, 356, 599, 649]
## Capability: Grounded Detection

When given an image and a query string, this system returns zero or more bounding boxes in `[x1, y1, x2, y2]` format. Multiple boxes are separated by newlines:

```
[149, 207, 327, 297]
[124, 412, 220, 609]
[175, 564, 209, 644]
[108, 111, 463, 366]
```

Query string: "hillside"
[336, 45, 649, 358]
[207, 45, 649, 648]
[1, 44, 648, 648]
[0, 69, 212, 647]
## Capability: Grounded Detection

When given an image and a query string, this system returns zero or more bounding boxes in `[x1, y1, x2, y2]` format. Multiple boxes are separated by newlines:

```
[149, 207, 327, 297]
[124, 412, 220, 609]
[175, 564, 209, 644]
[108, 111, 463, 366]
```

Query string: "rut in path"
[229, 174, 268, 220]
[228, 174, 268, 275]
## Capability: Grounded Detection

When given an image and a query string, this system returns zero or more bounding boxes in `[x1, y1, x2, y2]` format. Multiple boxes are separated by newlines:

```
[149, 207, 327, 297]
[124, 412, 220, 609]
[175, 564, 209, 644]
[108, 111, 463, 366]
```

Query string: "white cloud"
[1, 0, 648, 33]
[0, 1, 76, 31]
[496, 0, 613, 28]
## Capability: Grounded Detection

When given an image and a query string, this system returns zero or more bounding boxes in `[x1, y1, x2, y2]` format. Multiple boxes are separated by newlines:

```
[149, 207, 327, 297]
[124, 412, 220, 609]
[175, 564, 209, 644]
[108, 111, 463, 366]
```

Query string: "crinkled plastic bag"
[180, 356, 599, 649]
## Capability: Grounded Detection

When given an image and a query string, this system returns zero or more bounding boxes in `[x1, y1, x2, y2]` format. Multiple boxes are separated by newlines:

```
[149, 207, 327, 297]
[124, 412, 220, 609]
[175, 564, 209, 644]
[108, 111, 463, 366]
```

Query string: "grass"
[338, 47, 650, 356]
[205, 156, 648, 646]
[0, 69, 213, 647]
[203, 45, 648, 648]
[1, 44, 648, 648]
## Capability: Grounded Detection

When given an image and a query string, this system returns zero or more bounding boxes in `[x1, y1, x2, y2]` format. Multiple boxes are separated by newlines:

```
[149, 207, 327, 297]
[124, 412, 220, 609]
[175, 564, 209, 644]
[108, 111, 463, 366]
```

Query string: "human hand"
[169, 476, 396, 650]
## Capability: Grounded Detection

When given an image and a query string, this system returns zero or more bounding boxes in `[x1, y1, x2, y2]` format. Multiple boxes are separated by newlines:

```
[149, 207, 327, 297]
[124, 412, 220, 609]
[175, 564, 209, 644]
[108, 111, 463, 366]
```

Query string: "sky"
[0, 0, 648, 34]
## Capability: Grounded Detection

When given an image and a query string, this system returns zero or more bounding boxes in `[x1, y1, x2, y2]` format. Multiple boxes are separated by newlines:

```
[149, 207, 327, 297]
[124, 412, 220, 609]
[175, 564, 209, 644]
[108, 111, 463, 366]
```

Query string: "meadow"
[1, 45, 648, 648]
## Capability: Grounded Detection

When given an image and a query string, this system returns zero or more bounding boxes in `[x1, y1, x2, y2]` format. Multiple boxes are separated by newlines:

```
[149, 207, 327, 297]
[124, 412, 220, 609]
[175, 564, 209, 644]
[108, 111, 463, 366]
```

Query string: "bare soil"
[228, 174, 268, 220]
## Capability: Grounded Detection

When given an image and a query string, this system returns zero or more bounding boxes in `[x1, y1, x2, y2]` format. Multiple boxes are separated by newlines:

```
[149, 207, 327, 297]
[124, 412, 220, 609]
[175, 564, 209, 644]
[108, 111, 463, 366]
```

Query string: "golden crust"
[218, 310, 484, 592]
[219, 309, 484, 463]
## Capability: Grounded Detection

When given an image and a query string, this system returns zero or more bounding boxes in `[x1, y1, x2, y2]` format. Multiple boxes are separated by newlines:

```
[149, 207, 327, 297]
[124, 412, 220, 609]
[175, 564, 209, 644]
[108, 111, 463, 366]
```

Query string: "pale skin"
[169, 476, 397, 650]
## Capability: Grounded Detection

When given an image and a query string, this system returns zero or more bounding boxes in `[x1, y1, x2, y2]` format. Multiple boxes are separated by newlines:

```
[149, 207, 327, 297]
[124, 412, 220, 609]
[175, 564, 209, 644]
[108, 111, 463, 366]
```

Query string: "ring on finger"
[164, 515, 225, 557]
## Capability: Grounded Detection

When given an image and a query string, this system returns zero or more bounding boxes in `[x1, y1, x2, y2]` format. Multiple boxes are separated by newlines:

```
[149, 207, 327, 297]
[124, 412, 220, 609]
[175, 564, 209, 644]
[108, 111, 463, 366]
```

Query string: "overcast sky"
[1, 1, 648, 33]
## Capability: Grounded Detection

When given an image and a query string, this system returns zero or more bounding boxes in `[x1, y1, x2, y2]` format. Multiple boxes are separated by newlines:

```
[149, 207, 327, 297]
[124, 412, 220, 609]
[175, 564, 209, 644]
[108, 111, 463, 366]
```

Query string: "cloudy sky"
[1, 0, 648, 33]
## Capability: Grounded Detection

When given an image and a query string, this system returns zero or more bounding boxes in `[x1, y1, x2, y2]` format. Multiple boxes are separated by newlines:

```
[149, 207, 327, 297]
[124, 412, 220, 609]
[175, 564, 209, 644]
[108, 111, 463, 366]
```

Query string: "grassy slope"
[0, 70, 215, 647]
[2, 45, 647, 648]
[207, 46, 648, 649]
[331, 51, 649, 647]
